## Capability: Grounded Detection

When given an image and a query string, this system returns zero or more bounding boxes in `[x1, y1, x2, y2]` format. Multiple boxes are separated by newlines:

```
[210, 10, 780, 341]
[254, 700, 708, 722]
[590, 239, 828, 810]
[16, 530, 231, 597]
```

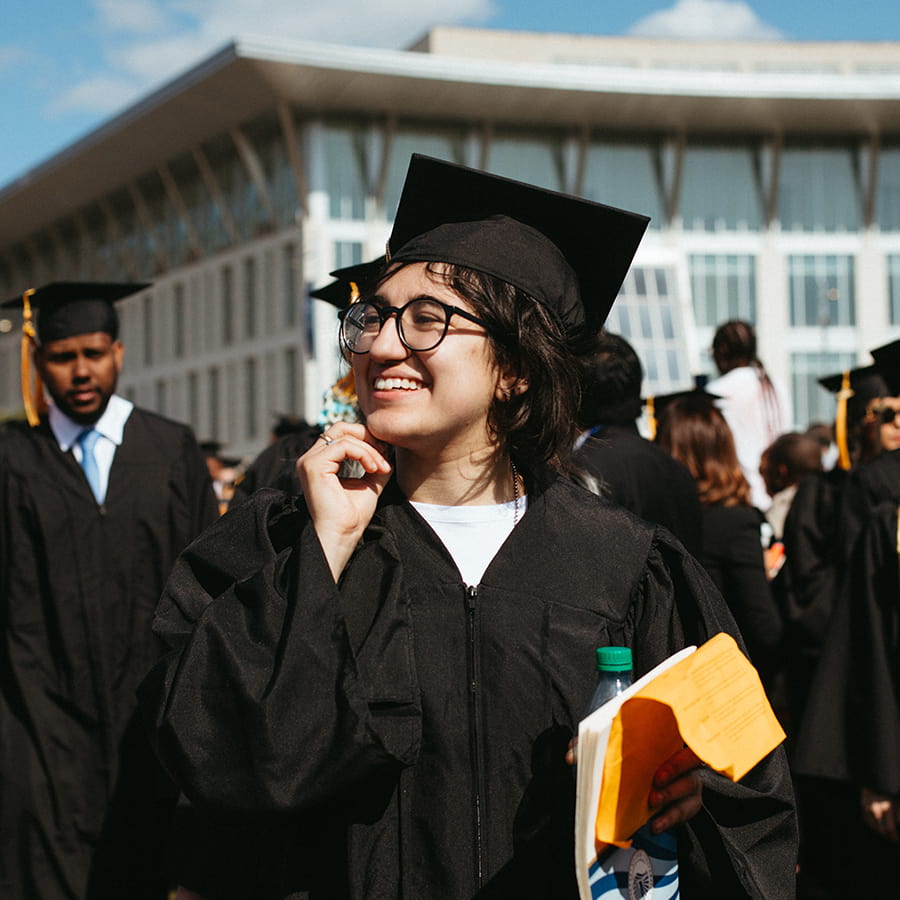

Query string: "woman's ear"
[495, 373, 529, 401]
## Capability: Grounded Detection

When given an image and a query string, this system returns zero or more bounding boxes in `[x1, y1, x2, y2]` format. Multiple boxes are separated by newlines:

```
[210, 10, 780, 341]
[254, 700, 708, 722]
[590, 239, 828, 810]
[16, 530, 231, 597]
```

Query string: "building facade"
[1, 28, 899, 457]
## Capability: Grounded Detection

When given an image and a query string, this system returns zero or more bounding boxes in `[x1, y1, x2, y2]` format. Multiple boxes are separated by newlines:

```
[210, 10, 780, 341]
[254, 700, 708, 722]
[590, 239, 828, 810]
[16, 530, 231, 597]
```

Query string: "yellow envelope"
[595, 632, 785, 846]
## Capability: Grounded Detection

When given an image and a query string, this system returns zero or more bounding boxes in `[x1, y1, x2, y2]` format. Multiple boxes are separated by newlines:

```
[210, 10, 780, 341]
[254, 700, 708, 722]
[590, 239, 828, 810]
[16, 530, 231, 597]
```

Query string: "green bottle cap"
[595, 646, 633, 672]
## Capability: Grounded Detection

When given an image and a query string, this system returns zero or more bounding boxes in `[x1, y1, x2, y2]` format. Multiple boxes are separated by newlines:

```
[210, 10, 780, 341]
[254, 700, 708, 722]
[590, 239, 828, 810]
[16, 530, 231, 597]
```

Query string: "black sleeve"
[138, 490, 421, 818]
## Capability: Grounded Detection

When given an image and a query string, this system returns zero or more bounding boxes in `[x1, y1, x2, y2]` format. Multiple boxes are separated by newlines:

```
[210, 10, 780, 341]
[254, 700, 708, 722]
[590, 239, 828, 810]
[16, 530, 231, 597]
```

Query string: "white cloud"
[0, 46, 28, 71]
[93, 0, 169, 33]
[627, 0, 783, 40]
[45, 74, 145, 118]
[49, 0, 496, 116]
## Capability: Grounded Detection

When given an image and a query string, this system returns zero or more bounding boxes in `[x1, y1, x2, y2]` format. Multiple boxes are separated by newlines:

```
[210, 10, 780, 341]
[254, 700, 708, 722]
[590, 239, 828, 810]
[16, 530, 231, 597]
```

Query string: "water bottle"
[586, 646, 679, 900]
[586, 646, 633, 713]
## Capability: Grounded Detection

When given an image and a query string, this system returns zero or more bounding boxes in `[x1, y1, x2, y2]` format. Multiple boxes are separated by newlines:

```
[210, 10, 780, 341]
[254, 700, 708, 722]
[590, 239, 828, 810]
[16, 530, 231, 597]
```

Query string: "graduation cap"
[386, 154, 650, 335]
[309, 259, 386, 310]
[1, 281, 148, 426]
[818, 351, 900, 470]
[869, 339, 900, 396]
[198, 440, 241, 469]
[643, 388, 720, 441]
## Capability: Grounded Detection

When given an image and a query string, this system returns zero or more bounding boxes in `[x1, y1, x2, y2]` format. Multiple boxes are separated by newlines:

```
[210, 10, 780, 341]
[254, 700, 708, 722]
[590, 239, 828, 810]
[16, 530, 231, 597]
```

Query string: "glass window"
[245, 358, 257, 440]
[889, 255, 900, 325]
[284, 347, 298, 417]
[876, 147, 900, 232]
[605, 265, 692, 394]
[582, 141, 664, 230]
[384, 128, 464, 220]
[680, 146, 762, 231]
[188, 372, 198, 429]
[283, 243, 297, 327]
[222, 265, 234, 346]
[244, 257, 256, 339]
[486, 134, 564, 191]
[173, 283, 185, 359]
[779, 147, 861, 232]
[689, 255, 757, 327]
[788, 255, 856, 327]
[334, 241, 362, 269]
[323, 125, 367, 220]
[208, 368, 220, 441]
[155, 379, 167, 416]
[142, 294, 153, 366]
[791, 351, 856, 429]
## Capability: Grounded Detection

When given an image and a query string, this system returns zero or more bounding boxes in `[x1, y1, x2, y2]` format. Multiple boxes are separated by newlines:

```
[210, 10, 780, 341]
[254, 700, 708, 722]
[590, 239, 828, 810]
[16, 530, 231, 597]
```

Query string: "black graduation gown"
[140, 467, 796, 900]
[779, 468, 847, 737]
[572, 423, 703, 558]
[699, 505, 783, 692]
[0, 410, 219, 900]
[791, 500, 900, 893]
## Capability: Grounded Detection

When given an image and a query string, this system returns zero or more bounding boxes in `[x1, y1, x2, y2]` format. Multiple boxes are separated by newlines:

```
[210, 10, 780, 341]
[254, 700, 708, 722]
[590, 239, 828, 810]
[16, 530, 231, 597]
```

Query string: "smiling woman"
[139, 155, 798, 900]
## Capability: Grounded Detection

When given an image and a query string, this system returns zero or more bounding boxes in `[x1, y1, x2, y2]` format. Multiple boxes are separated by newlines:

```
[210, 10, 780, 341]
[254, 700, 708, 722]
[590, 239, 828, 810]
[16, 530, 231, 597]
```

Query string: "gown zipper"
[466, 583, 485, 888]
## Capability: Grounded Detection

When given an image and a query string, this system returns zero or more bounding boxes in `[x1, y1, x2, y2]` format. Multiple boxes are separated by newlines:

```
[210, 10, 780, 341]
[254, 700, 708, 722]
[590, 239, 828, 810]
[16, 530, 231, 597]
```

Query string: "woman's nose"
[367, 312, 408, 359]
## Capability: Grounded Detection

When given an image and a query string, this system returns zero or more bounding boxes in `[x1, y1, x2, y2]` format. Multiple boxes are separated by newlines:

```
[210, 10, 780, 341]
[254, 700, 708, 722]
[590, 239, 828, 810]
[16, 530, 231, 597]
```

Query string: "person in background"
[788, 344, 900, 899]
[759, 432, 823, 554]
[199, 440, 243, 515]
[139, 155, 796, 900]
[706, 319, 789, 511]
[573, 330, 702, 557]
[0, 282, 218, 900]
[656, 390, 783, 693]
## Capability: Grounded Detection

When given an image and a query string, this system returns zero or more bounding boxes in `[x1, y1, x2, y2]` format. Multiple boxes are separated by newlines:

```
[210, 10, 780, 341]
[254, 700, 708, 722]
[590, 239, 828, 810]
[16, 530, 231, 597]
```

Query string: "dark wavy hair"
[656, 392, 751, 508]
[361, 261, 581, 469]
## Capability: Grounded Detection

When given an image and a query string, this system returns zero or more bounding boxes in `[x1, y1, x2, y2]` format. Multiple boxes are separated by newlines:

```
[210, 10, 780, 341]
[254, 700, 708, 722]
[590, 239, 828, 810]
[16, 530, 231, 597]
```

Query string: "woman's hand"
[647, 747, 704, 834]
[861, 787, 900, 842]
[297, 423, 393, 581]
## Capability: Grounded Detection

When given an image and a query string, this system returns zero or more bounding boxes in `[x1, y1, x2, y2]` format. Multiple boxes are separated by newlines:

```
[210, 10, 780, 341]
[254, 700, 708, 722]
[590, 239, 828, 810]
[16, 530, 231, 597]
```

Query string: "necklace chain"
[511, 460, 520, 526]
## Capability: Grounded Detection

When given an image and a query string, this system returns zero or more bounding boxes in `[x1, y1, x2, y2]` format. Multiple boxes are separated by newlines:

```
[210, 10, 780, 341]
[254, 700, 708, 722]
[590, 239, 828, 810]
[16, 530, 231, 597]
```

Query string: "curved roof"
[2, 31, 900, 243]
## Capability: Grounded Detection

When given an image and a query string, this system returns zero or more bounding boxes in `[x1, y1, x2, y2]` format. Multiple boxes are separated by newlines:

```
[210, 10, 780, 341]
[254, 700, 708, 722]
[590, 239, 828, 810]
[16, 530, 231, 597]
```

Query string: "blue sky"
[1, 0, 897, 188]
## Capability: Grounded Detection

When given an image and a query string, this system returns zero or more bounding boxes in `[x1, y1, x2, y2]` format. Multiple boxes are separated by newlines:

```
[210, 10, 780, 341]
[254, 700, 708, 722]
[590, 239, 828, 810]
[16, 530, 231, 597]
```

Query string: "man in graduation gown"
[572, 331, 703, 558]
[0, 282, 219, 899]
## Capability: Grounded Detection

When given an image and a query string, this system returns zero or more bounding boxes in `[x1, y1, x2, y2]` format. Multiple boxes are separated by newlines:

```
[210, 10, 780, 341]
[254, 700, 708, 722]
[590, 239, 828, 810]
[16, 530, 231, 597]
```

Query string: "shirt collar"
[50, 394, 134, 452]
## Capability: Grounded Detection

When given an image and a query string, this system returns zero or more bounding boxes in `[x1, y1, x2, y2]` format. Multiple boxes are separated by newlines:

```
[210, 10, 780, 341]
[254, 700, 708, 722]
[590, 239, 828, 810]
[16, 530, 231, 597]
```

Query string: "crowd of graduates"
[2, 154, 898, 899]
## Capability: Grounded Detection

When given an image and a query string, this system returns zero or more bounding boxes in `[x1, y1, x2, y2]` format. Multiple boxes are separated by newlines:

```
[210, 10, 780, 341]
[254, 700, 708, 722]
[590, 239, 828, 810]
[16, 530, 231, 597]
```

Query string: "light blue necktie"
[76, 428, 104, 503]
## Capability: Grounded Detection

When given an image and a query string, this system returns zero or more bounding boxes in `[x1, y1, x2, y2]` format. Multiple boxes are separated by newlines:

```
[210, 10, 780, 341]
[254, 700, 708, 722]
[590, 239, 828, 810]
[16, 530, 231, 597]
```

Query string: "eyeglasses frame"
[338, 297, 494, 355]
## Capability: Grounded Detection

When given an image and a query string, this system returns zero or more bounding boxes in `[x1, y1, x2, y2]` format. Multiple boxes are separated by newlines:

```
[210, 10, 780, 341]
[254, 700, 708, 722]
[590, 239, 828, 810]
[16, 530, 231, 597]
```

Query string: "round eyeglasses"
[339, 298, 492, 355]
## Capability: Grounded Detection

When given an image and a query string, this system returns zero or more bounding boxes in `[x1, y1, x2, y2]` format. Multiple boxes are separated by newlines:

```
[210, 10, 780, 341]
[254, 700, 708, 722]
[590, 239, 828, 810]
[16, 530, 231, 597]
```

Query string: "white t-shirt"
[410, 497, 527, 587]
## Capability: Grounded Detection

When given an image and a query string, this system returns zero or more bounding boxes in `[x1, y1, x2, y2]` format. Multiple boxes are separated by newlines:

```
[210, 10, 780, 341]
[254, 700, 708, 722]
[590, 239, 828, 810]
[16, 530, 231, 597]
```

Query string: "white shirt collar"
[50, 394, 134, 452]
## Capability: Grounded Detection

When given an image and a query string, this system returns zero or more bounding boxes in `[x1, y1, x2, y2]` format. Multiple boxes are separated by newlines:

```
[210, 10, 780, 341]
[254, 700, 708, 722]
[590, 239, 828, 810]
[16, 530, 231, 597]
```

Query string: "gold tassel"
[835, 371, 853, 471]
[19, 288, 45, 427]
[349, 281, 360, 305]
[647, 396, 657, 441]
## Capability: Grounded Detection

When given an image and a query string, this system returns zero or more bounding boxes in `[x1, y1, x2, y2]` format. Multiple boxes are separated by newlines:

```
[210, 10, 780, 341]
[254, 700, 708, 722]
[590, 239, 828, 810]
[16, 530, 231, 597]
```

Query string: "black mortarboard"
[309, 259, 386, 310]
[386, 154, 649, 335]
[869, 339, 900, 396]
[2, 281, 148, 344]
[644, 388, 720, 440]
[818, 347, 900, 469]
[198, 440, 241, 469]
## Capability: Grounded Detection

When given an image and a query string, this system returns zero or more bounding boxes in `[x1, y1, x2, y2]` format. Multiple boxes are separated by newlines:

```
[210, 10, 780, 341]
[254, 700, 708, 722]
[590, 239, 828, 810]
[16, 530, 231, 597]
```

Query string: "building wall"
[2, 36, 900, 458]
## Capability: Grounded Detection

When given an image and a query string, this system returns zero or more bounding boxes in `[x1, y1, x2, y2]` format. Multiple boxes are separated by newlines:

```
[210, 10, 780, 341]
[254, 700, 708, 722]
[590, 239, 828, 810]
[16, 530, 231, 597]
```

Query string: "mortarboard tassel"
[646, 396, 657, 441]
[19, 288, 46, 427]
[834, 370, 853, 471]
